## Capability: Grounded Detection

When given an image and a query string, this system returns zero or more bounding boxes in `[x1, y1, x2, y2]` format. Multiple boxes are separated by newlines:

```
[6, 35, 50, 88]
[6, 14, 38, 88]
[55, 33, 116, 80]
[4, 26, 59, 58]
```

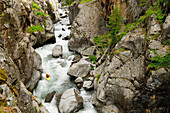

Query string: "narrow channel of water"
[33, 5, 97, 113]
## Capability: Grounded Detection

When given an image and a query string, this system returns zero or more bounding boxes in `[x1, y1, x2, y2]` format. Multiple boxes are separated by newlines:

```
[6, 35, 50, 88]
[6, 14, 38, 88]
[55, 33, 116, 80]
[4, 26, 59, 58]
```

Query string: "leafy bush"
[94, 7, 123, 49]
[36, 11, 44, 17]
[28, 24, 44, 34]
[89, 55, 97, 63]
[148, 51, 170, 69]
[33, 2, 40, 10]
[96, 74, 101, 81]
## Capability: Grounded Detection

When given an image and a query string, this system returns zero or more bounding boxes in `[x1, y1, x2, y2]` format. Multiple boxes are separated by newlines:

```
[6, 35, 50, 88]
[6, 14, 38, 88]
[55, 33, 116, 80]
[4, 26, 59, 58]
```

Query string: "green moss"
[91, 66, 94, 70]
[28, 24, 44, 34]
[65, 0, 75, 5]
[33, 2, 40, 10]
[36, 11, 44, 17]
[96, 74, 101, 81]
[80, 0, 92, 4]
[89, 55, 97, 64]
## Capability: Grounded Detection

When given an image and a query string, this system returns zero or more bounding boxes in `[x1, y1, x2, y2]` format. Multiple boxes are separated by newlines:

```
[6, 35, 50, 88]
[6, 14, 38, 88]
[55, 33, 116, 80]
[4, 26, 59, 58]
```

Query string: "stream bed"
[33, 5, 97, 113]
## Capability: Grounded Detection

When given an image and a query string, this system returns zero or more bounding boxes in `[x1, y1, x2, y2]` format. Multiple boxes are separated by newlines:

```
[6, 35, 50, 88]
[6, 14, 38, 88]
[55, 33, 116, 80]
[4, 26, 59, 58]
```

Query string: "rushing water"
[33, 6, 97, 113]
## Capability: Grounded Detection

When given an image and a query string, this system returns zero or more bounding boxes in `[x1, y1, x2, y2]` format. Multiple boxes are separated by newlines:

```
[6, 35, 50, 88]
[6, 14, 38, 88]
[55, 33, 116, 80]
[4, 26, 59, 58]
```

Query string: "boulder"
[72, 55, 81, 63]
[52, 45, 63, 58]
[58, 88, 83, 113]
[74, 77, 83, 84]
[81, 46, 95, 56]
[83, 81, 94, 90]
[67, 58, 91, 78]
[45, 91, 56, 103]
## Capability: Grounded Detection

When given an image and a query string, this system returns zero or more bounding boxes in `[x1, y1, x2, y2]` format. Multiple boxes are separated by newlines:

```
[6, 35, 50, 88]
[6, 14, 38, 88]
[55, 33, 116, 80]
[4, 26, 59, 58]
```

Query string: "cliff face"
[68, 0, 170, 113]
[0, 0, 59, 112]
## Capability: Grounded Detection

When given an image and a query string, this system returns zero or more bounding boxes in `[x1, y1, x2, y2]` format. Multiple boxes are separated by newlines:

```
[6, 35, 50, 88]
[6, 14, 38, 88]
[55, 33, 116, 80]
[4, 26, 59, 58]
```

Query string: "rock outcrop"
[57, 88, 83, 113]
[68, 1, 107, 53]
[0, 0, 59, 112]
[68, 0, 170, 113]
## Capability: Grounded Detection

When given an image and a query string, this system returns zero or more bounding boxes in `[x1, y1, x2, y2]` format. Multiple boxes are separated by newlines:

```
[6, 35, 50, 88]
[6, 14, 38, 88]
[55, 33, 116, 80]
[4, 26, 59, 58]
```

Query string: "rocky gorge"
[0, 0, 170, 113]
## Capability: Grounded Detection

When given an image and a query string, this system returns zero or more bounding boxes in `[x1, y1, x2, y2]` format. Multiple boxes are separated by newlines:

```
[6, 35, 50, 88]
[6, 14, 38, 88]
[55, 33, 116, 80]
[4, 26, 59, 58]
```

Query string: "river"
[33, 4, 97, 113]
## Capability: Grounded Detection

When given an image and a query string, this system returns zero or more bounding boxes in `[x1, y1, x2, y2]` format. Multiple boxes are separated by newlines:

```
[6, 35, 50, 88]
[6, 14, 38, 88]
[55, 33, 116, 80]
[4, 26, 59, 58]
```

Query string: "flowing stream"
[33, 5, 97, 113]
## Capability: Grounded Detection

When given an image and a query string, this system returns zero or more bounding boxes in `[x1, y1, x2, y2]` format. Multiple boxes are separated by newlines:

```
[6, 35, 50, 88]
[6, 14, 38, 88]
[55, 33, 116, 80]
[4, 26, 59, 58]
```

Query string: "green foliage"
[34, 106, 38, 113]
[80, 0, 92, 4]
[107, 7, 123, 42]
[28, 24, 44, 34]
[163, 39, 170, 45]
[138, 1, 164, 24]
[36, 11, 44, 17]
[50, 3, 53, 8]
[65, 0, 75, 5]
[89, 55, 97, 63]
[1, 13, 4, 17]
[96, 74, 101, 81]
[33, 2, 40, 10]
[94, 7, 124, 49]
[94, 34, 112, 48]
[91, 66, 94, 70]
[148, 53, 170, 69]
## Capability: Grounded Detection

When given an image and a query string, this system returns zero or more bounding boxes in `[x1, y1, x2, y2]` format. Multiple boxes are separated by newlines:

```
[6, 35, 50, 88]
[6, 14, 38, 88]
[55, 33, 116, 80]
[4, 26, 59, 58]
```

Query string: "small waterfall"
[33, 4, 97, 113]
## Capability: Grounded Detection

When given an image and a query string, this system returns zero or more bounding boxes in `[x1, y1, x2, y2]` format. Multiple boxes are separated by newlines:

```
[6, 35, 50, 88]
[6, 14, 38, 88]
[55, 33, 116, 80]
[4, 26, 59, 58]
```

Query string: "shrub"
[28, 24, 44, 34]
[36, 11, 44, 17]
[96, 74, 101, 81]
[148, 49, 170, 69]
[89, 55, 97, 64]
[33, 2, 40, 10]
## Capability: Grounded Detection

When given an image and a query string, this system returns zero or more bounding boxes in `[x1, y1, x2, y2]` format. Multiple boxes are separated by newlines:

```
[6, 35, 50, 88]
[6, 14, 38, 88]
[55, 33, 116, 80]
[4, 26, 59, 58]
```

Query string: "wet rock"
[58, 34, 62, 37]
[74, 77, 83, 83]
[77, 83, 83, 89]
[72, 55, 81, 63]
[62, 28, 65, 31]
[83, 81, 94, 90]
[68, 26, 71, 29]
[39, 106, 50, 113]
[67, 58, 91, 78]
[58, 88, 83, 113]
[60, 15, 68, 18]
[45, 91, 56, 103]
[52, 45, 63, 58]
[62, 36, 70, 40]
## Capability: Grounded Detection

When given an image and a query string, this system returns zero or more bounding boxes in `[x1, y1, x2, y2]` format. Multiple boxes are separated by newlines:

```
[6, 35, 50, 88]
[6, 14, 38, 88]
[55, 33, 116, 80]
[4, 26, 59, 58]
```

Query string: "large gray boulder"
[52, 45, 63, 58]
[67, 58, 91, 78]
[58, 88, 83, 113]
